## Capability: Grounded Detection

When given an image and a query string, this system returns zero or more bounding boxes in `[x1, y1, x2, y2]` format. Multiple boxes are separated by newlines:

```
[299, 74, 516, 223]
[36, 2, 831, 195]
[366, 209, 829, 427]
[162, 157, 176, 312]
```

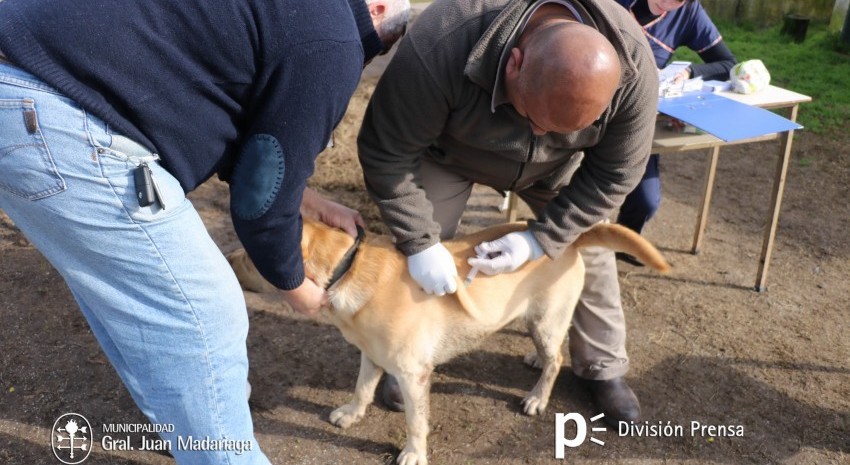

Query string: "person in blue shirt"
[0, 1, 409, 464]
[614, 0, 737, 265]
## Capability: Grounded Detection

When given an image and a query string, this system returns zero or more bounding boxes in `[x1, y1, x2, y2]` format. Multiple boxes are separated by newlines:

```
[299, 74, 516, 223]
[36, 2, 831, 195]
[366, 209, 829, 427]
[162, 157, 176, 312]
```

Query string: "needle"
[464, 251, 487, 287]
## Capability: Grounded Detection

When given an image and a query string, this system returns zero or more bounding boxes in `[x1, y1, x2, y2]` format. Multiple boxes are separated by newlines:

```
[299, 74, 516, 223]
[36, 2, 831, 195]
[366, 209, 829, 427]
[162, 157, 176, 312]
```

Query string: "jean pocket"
[95, 139, 187, 223]
[0, 98, 67, 200]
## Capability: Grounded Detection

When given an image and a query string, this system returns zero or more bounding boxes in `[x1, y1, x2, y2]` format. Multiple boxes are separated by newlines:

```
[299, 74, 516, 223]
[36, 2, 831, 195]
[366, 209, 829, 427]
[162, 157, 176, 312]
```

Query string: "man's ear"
[368, 0, 386, 19]
[505, 47, 524, 82]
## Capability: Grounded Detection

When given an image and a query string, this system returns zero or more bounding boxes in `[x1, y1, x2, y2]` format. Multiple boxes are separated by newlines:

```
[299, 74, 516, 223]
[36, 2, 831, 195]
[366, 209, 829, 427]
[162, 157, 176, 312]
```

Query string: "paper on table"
[702, 80, 732, 93]
[657, 91, 802, 142]
[658, 61, 691, 97]
[659, 61, 691, 84]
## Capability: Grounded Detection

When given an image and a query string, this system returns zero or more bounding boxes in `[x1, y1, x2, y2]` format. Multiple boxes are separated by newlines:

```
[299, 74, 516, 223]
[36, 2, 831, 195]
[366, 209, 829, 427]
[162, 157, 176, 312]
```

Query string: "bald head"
[505, 22, 621, 135]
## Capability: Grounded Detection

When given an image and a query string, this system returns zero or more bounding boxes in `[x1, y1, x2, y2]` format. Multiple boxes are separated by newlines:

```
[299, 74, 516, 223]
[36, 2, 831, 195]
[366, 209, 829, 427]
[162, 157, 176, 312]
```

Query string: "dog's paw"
[523, 352, 544, 369]
[397, 447, 428, 465]
[329, 404, 364, 429]
[521, 394, 547, 416]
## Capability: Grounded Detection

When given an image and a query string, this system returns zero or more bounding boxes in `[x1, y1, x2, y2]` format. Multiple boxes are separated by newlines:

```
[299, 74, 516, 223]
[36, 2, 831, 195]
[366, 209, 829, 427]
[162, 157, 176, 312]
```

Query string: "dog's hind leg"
[521, 298, 575, 416]
[395, 365, 433, 465]
[330, 352, 384, 429]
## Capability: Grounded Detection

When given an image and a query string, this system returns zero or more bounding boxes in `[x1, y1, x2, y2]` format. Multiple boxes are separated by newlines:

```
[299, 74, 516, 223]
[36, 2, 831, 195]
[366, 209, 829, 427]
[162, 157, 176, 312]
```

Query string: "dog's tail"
[573, 224, 671, 273]
[454, 279, 482, 321]
[452, 224, 668, 323]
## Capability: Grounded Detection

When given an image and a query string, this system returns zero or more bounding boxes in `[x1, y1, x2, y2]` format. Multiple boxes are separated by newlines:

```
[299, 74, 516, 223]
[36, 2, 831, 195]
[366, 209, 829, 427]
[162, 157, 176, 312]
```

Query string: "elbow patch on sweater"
[231, 134, 285, 220]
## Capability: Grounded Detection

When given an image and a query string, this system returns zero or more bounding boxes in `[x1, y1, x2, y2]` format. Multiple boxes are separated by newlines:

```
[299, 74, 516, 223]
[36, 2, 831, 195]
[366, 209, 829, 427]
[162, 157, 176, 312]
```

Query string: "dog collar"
[325, 225, 365, 290]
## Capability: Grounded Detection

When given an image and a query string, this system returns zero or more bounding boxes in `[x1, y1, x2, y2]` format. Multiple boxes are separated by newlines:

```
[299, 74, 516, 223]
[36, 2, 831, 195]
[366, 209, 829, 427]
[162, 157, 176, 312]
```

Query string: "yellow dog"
[228, 219, 669, 465]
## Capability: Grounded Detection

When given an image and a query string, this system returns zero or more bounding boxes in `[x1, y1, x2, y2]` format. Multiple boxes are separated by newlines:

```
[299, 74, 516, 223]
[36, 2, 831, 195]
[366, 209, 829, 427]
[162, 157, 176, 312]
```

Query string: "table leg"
[755, 104, 799, 292]
[692, 145, 721, 255]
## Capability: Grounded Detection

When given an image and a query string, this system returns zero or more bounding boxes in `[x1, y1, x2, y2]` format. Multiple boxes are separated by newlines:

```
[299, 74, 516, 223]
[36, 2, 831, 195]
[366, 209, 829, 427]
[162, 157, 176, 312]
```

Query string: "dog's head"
[228, 219, 376, 314]
[300, 218, 357, 289]
[301, 218, 402, 316]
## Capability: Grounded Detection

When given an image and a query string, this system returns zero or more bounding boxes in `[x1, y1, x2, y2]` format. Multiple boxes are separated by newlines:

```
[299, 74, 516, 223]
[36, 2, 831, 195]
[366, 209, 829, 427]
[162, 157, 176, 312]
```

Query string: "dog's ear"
[302, 217, 350, 245]
[300, 217, 322, 260]
[300, 218, 312, 259]
[300, 218, 337, 289]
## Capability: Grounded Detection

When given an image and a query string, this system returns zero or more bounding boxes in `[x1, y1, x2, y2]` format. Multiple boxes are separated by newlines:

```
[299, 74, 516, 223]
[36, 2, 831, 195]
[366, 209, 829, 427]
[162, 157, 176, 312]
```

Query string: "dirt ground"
[2, 69, 849, 464]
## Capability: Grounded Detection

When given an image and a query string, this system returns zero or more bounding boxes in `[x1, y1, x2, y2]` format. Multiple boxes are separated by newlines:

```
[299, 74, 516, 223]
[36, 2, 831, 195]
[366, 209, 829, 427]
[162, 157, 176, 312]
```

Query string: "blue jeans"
[0, 63, 269, 465]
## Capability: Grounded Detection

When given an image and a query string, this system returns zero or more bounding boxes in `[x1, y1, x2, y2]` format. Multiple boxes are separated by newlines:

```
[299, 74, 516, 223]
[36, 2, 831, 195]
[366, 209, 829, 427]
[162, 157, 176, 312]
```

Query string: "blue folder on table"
[657, 91, 802, 142]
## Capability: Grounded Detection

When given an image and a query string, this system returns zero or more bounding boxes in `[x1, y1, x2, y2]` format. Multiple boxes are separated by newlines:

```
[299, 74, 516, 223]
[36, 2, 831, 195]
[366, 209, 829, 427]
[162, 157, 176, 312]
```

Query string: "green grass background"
[673, 22, 850, 134]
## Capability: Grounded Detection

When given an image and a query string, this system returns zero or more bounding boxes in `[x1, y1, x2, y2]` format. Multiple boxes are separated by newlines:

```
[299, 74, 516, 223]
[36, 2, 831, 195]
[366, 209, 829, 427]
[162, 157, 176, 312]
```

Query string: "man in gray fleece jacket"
[358, 0, 658, 424]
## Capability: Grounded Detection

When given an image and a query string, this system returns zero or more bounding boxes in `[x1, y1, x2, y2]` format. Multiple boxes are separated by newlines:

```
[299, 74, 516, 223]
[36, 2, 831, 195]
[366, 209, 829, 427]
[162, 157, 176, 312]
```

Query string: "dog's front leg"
[330, 352, 383, 429]
[395, 366, 432, 465]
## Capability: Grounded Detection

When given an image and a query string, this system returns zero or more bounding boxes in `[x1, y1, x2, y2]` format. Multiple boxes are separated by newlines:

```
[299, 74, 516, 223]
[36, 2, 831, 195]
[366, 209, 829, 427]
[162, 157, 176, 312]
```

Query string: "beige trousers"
[420, 158, 629, 380]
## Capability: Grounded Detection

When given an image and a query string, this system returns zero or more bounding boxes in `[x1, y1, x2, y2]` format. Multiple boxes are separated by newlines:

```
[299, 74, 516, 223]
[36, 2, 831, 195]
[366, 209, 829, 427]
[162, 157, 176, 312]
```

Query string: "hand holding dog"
[288, 187, 362, 315]
[468, 230, 544, 275]
[408, 243, 458, 296]
[301, 187, 365, 238]
[280, 278, 328, 316]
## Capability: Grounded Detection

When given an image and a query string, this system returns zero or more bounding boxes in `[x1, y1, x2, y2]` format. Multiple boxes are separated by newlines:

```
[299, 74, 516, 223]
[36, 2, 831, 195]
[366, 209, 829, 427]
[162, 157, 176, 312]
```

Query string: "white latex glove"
[468, 230, 544, 275]
[407, 243, 458, 296]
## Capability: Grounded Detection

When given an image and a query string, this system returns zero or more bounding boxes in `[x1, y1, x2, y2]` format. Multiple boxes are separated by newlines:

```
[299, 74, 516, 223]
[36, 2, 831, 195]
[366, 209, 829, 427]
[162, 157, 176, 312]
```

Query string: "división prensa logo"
[51, 413, 93, 464]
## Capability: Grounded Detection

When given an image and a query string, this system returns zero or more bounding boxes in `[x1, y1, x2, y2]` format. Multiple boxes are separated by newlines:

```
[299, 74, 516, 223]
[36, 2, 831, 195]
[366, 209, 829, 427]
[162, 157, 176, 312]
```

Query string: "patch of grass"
[675, 23, 850, 134]
[672, 22, 850, 134]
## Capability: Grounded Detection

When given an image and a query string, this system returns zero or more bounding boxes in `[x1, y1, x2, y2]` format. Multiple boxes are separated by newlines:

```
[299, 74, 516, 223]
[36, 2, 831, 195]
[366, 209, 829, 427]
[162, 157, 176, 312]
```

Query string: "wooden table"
[653, 85, 810, 291]
[505, 85, 811, 291]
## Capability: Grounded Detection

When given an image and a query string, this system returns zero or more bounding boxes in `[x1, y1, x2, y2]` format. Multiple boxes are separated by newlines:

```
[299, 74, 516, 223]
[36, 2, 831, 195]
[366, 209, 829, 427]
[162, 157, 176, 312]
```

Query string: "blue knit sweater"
[0, 0, 382, 289]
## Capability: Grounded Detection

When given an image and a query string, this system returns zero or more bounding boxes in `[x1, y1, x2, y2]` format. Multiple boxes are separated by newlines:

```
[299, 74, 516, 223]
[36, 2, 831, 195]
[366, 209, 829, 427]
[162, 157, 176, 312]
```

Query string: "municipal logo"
[52, 413, 93, 464]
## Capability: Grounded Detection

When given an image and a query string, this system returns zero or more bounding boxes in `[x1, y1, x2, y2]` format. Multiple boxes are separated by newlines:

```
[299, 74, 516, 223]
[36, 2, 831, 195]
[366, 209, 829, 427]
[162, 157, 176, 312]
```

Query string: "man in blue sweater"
[0, 0, 408, 463]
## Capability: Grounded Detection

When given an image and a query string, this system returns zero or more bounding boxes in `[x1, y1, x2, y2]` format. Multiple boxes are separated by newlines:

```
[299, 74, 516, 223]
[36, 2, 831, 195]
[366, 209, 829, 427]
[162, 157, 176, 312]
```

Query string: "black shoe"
[616, 252, 645, 267]
[380, 375, 405, 412]
[582, 377, 640, 427]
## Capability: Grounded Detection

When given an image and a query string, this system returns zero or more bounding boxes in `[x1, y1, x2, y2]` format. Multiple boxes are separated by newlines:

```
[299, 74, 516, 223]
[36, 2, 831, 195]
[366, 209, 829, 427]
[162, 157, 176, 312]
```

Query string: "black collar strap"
[325, 225, 365, 290]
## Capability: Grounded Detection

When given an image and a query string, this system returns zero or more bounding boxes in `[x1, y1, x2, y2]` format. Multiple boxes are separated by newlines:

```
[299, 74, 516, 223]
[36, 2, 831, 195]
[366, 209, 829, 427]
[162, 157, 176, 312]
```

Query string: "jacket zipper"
[507, 136, 535, 191]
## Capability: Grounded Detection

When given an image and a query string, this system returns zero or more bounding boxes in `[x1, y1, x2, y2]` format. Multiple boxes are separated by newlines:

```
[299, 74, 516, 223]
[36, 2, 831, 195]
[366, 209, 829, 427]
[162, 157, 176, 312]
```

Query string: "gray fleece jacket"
[358, 0, 658, 258]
